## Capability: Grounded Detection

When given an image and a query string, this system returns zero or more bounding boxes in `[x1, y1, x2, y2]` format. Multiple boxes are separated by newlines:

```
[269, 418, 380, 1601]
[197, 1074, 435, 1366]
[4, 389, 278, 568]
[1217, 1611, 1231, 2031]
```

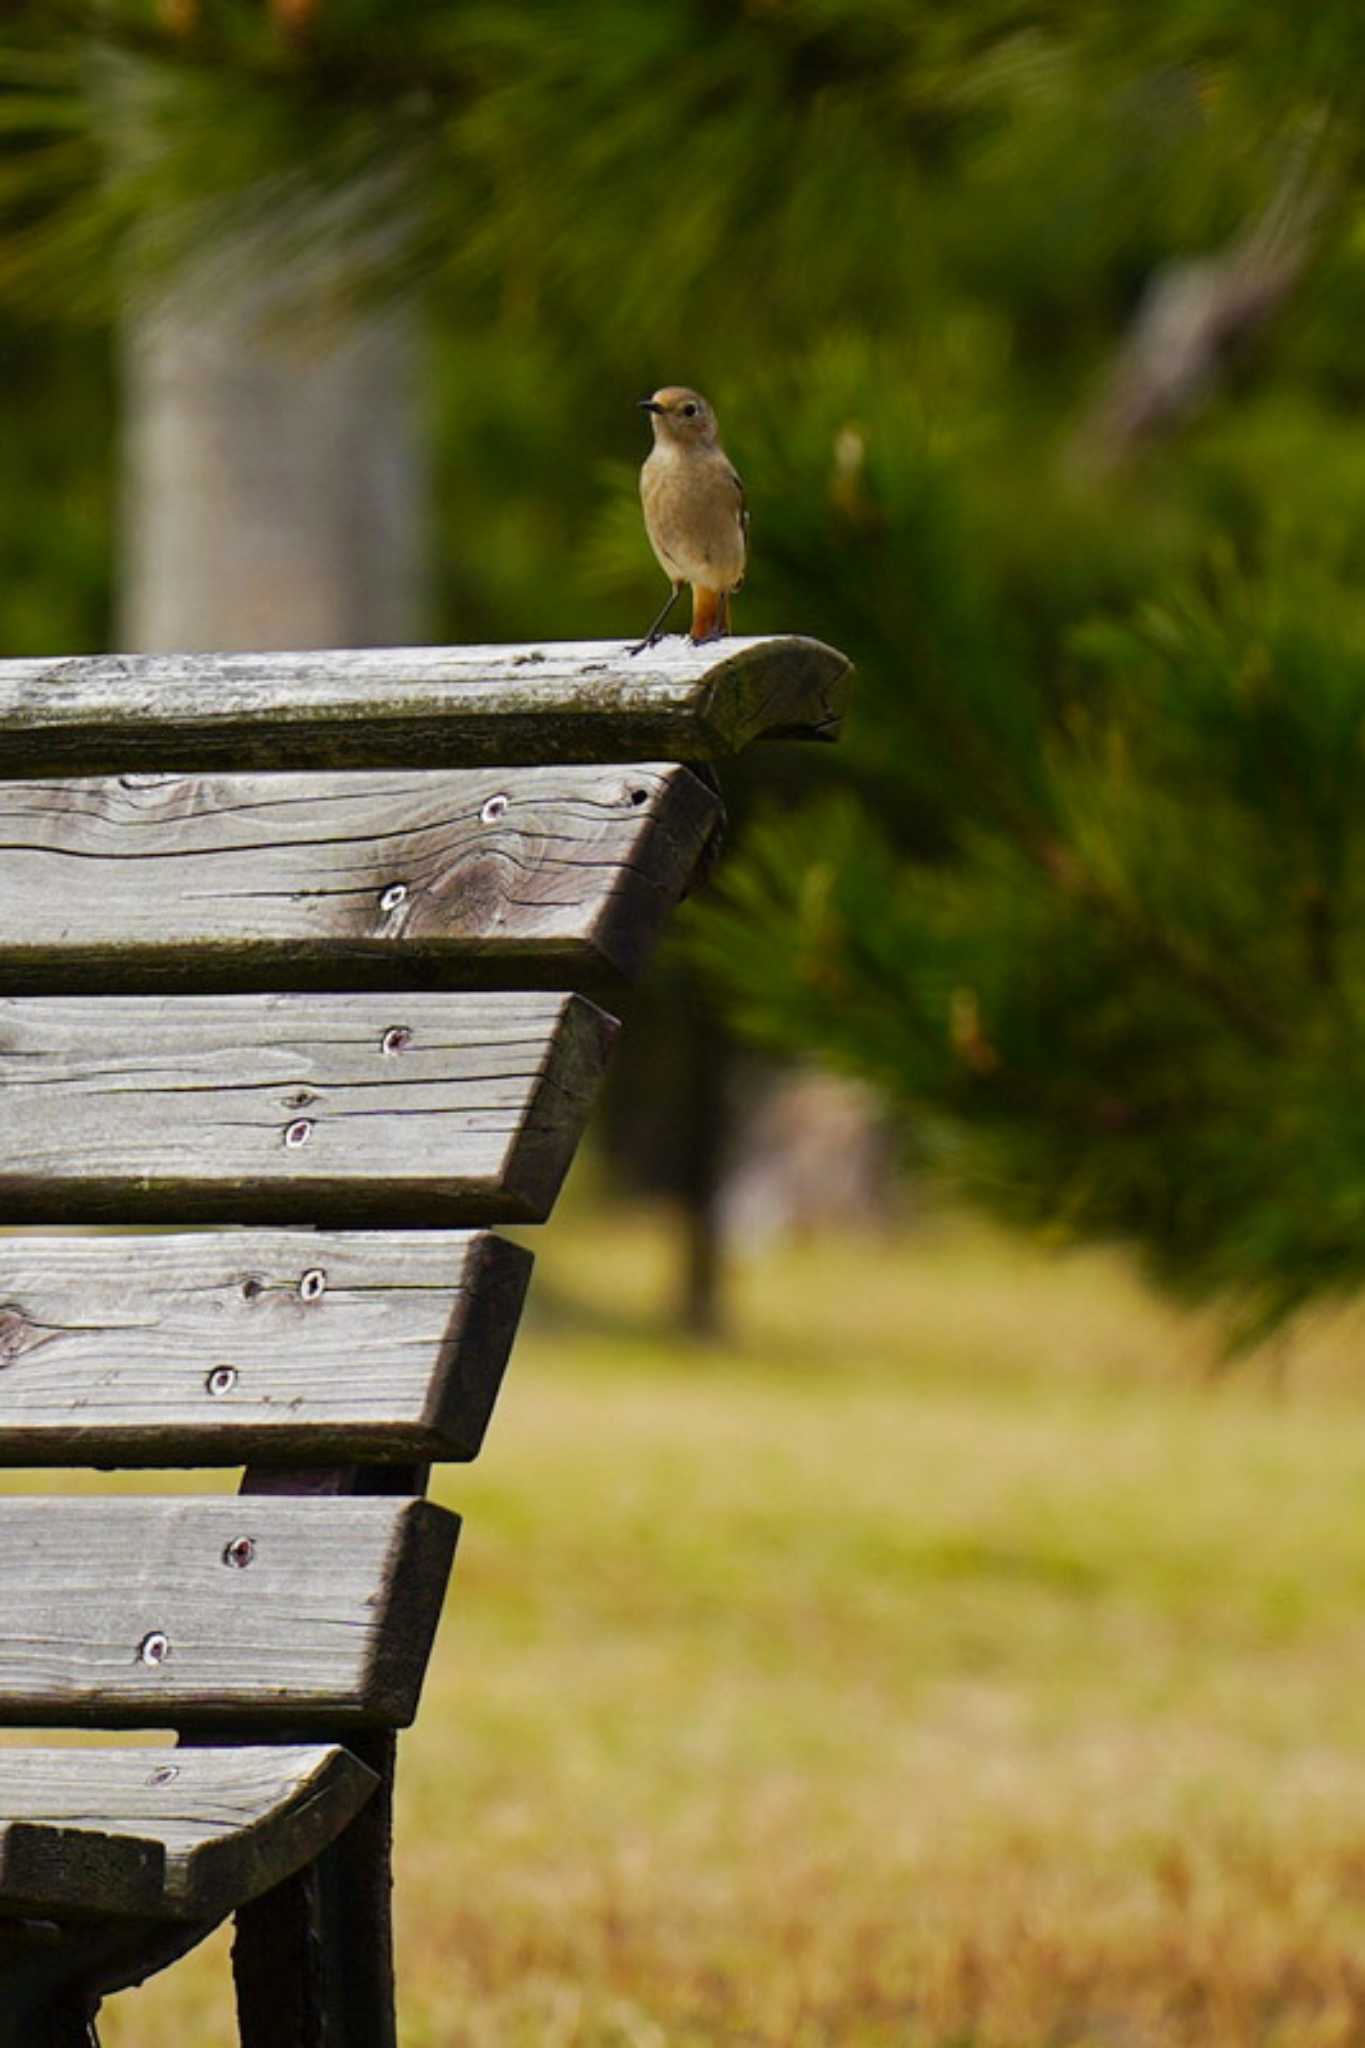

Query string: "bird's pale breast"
[640, 446, 746, 589]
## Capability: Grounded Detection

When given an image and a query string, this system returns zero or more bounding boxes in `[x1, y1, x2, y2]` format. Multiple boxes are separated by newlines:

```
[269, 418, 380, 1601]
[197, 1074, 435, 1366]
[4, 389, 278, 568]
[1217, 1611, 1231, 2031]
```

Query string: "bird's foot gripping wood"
[629, 581, 684, 657]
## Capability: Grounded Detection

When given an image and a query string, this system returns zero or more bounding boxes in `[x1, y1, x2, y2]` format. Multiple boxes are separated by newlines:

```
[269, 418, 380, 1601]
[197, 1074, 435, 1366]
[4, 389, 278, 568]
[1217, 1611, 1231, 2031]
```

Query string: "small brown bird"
[633, 387, 748, 651]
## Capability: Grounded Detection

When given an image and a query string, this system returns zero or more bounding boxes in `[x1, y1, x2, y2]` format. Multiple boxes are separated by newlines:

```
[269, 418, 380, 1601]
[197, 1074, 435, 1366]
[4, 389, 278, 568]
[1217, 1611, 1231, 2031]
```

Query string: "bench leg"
[233, 1731, 398, 2048]
[231, 1862, 327, 2048]
[0, 1917, 214, 2048]
[0, 1990, 98, 2048]
[234, 1466, 414, 2046]
[20, 1997, 98, 2048]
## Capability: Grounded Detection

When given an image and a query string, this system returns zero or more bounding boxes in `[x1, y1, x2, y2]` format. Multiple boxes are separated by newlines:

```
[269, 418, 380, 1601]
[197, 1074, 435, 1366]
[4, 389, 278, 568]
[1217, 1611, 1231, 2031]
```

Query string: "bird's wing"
[728, 463, 748, 533]
[729, 463, 749, 584]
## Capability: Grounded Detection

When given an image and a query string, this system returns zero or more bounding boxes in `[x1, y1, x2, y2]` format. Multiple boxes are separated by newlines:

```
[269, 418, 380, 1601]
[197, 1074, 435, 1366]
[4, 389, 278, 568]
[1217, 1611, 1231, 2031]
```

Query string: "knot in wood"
[0, 1308, 30, 1366]
[429, 853, 505, 927]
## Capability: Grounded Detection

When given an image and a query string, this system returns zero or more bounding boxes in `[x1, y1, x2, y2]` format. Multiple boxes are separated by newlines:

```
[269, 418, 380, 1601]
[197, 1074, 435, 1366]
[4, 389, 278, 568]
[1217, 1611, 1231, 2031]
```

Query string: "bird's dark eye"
[682, 403, 698, 417]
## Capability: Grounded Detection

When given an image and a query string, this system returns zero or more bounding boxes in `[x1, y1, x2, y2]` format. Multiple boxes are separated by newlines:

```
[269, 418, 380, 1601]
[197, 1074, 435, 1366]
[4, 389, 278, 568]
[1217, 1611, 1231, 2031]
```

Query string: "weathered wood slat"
[0, 1495, 457, 1727]
[0, 636, 849, 773]
[0, 764, 720, 994]
[0, 1744, 377, 1922]
[0, 1230, 531, 1466]
[0, 991, 615, 1225]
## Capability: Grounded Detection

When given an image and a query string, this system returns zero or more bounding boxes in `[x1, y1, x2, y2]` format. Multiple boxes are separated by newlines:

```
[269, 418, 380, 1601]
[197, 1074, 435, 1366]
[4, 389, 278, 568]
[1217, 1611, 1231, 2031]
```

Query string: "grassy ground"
[73, 1199, 1365, 2044]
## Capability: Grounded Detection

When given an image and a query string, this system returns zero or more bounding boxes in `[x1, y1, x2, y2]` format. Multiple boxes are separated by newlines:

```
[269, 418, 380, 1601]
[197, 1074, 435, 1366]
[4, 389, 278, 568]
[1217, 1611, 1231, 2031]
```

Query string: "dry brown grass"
[71, 1201, 1365, 2043]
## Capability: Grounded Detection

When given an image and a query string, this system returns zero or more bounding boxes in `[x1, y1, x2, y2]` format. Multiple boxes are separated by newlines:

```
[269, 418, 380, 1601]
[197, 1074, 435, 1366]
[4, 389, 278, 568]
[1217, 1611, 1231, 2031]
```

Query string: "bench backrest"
[0, 635, 848, 1738]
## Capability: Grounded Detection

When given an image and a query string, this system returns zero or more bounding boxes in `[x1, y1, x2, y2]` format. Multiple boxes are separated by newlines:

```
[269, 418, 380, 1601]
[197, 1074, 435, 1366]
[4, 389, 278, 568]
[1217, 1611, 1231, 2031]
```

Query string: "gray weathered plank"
[0, 1230, 531, 1466]
[0, 636, 850, 773]
[0, 1495, 457, 1727]
[0, 1744, 377, 1921]
[0, 764, 720, 994]
[0, 991, 615, 1225]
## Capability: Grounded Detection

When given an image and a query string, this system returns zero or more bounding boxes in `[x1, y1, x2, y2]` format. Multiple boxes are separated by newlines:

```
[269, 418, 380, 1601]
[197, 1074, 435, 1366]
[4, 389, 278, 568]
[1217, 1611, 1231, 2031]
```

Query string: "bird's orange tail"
[690, 586, 730, 644]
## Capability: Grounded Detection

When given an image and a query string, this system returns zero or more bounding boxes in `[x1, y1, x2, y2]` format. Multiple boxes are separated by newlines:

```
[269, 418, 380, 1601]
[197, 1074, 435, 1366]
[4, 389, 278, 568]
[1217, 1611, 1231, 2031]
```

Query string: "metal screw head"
[299, 1267, 327, 1302]
[379, 882, 408, 912]
[138, 1631, 170, 1668]
[148, 1764, 179, 1788]
[223, 1536, 255, 1570]
[206, 1365, 238, 1397]
[284, 1118, 313, 1149]
[480, 794, 509, 824]
[381, 1025, 412, 1056]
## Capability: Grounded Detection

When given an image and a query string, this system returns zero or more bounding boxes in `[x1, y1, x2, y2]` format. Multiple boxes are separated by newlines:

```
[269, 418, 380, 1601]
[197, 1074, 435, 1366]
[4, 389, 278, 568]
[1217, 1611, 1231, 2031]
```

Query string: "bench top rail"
[0, 635, 849, 774]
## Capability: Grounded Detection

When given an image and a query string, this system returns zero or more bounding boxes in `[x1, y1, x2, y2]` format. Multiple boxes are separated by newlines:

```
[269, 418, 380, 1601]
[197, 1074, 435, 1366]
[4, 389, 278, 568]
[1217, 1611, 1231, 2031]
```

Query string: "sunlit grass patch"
[73, 1206, 1365, 2044]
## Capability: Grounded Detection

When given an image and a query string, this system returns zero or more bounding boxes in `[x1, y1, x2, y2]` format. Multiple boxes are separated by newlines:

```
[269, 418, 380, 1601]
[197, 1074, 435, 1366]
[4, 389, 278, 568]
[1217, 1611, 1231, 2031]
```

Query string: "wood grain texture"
[0, 764, 721, 994]
[0, 1744, 377, 1922]
[0, 636, 850, 773]
[0, 991, 616, 1226]
[0, 1230, 531, 1466]
[0, 1495, 457, 1727]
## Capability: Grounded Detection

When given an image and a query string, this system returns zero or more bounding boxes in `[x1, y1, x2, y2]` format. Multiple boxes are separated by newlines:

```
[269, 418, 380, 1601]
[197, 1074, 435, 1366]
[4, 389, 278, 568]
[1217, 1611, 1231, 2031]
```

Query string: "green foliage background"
[6, 0, 1365, 1334]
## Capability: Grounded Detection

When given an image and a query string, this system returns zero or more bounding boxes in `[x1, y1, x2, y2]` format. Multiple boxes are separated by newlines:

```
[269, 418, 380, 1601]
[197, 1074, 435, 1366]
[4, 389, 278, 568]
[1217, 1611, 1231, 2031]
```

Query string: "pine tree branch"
[22, 1, 475, 107]
[1032, 836, 1288, 1055]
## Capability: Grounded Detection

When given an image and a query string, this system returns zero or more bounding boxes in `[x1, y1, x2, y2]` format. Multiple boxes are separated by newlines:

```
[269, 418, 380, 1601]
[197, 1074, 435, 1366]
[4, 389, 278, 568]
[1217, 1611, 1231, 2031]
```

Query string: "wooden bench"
[0, 636, 848, 2046]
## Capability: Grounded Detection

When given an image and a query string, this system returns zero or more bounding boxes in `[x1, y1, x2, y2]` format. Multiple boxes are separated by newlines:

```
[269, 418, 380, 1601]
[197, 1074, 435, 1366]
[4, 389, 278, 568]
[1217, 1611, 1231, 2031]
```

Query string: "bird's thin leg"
[629, 583, 683, 655]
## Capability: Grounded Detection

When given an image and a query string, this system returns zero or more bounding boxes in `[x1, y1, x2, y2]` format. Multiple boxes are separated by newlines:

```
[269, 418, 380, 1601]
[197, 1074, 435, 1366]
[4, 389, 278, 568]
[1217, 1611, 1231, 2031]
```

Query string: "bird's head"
[639, 387, 719, 448]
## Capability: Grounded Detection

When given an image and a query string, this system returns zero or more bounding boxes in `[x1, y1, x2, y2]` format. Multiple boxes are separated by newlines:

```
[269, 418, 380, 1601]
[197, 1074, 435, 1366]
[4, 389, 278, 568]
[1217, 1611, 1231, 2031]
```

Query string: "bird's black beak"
[638, 398, 663, 413]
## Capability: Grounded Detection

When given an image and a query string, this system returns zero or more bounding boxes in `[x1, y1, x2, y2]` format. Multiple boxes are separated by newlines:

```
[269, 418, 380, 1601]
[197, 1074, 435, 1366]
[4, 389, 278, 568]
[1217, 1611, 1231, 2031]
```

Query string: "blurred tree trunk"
[600, 957, 736, 1343]
[677, 994, 729, 1341]
[120, 242, 425, 651]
